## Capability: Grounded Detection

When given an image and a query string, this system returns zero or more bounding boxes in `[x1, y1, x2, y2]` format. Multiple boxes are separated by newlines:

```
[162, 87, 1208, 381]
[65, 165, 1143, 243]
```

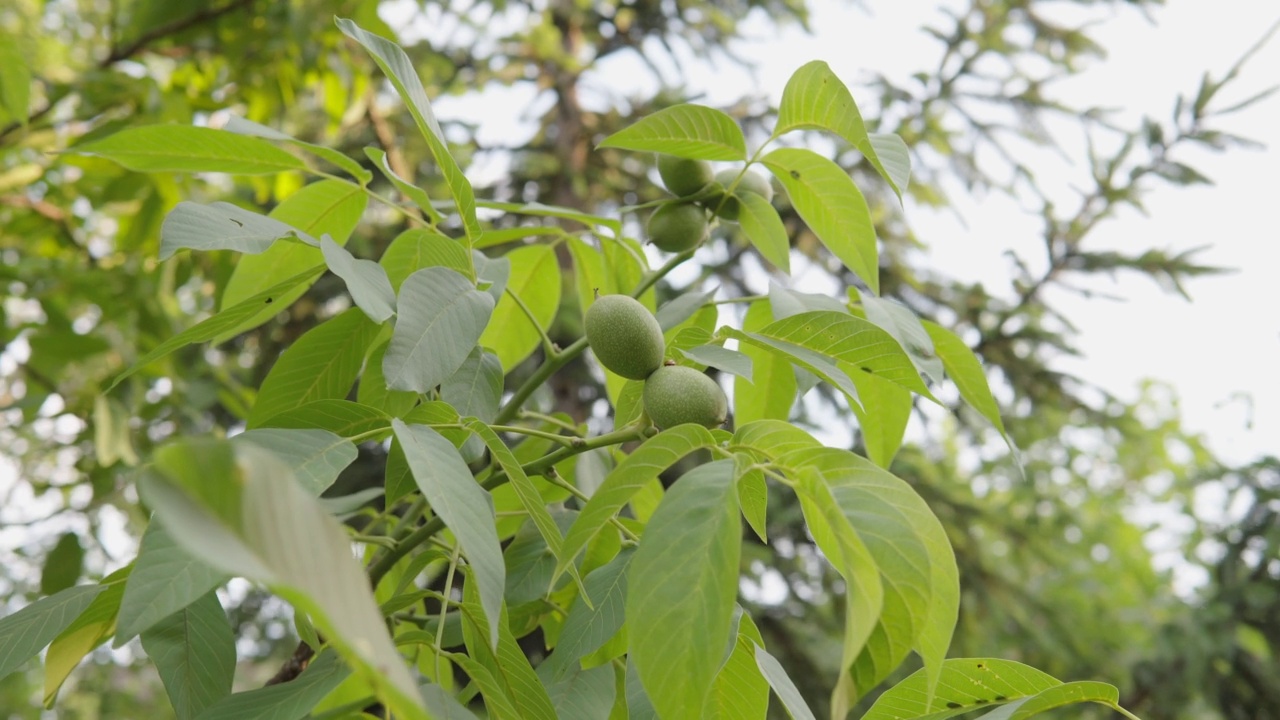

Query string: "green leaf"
[867, 132, 911, 199]
[321, 236, 397, 323]
[736, 191, 791, 271]
[443, 350, 503, 423]
[656, 285, 718, 332]
[159, 202, 316, 261]
[195, 650, 350, 720]
[732, 420, 821, 459]
[358, 340, 420, 417]
[849, 368, 913, 469]
[256, 400, 392, 439]
[754, 643, 817, 720]
[724, 327, 863, 410]
[0, 585, 105, 680]
[478, 244, 560, 371]
[230, 428, 357, 495]
[682, 344, 753, 383]
[0, 32, 31, 125]
[626, 658, 659, 720]
[978, 682, 1121, 720]
[140, 591, 235, 720]
[922, 321, 1011, 440]
[629, 461, 742, 720]
[247, 308, 381, 428]
[69, 125, 307, 174]
[139, 441, 426, 718]
[860, 294, 944, 383]
[107, 266, 325, 391]
[40, 533, 84, 596]
[215, 179, 368, 342]
[363, 146, 444, 224]
[43, 567, 130, 706]
[541, 548, 634, 681]
[774, 60, 904, 200]
[421, 684, 482, 720]
[733, 300, 796, 424]
[384, 267, 495, 393]
[380, 228, 475, 290]
[447, 652, 525, 720]
[598, 104, 746, 160]
[392, 419, 505, 647]
[761, 147, 880, 293]
[769, 281, 848, 320]
[116, 522, 227, 645]
[545, 664, 617, 720]
[859, 658, 1061, 720]
[704, 613, 768, 720]
[458, 579, 558, 720]
[222, 116, 373, 185]
[558, 425, 715, 580]
[336, 18, 480, 240]
[733, 454, 768, 543]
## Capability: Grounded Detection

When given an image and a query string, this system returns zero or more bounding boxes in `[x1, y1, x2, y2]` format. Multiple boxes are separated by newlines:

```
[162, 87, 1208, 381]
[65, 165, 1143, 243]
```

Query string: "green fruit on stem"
[643, 365, 728, 429]
[647, 202, 708, 253]
[706, 168, 773, 221]
[657, 154, 715, 197]
[584, 294, 666, 380]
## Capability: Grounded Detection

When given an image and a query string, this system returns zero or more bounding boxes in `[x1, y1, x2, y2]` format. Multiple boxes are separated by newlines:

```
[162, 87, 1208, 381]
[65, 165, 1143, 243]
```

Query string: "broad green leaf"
[318, 487, 386, 517]
[569, 237, 610, 323]
[357, 340, 420, 417]
[70, 125, 306, 175]
[105, 266, 320, 390]
[541, 548, 635, 681]
[922, 321, 1010, 440]
[867, 132, 911, 199]
[478, 244, 560, 371]
[0, 585, 105, 680]
[977, 682, 1121, 720]
[139, 441, 426, 718]
[731, 420, 821, 460]
[140, 591, 235, 720]
[247, 308, 380, 428]
[230, 428, 357, 495]
[459, 579, 558, 720]
[656, 285, 718, 331]
[682, 344, 753, 383]
[757, 311, 934, 399]
[392, 419, 504, 647]
[421, 684, 482, 720]
[380, 228, 474, 289]
[159, 202, 316, 261]
[474, 250, 512, 305]
[503, 514, 570, 605]
[223, 116, 373, 185]
[704, 613, 768, 720]
[612, 379, 646, 429]
[557, 425, 715, 580]
[195, 650, 350, 720]
[0, 32, 31, 125]
[761, 147, 879, 293]
[215, 179, 368, 342]
[443, 350, 503, 423]
[447, 652, 524, 719]
[321, 236, 397, 323]
[859, 658, 1061, 720]
[257, 399, 392, 439]
[629, 460, 742, 720]
[734, 300, 796, 424]
[336, 18, 480, 240]
[363, 146, 444, 223]
[754, 643, 817, 720]
[116, 522, 227, 644]
[626, 658, 659, 720]
[476, 226, 563, 249]
[769, 281, 848, 320]
[545, 664, 617, 720]
[733, 453, 768, 543]
[849, 367, 913, 469]
[724, 327, 863, 410]
[774, 60, 904, 200]
[43, 567, 130, 706]
[859, 294, 944, 383]
[40, 533, 84, 596]
[598, 104, 746, 160]
[736, 191, 791, 271]
[384, 267, 495, 393]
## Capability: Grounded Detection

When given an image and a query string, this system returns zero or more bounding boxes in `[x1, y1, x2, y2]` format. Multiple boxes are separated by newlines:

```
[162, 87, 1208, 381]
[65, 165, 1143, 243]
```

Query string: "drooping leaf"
[256, 399, 392, 439]
[754, 643, 818, 720]
[545, 664, 617, 720]
[733, 300, 796, 424]
[116, 522, 228, 645]
[0, 585, 105, 680]
[704, 612, 769, 720]
[363, 146, 443, 223]
[733, 453, 768, 543]
[977, 682, 1122, 720]
[140, 591, 235, 720]
[421, 683, 483, 720]
[656, 285, 718, 331]
[247, 308, 381, 428]
[860, 294, 944, 383]
[736, 191, 791, 271]
[682, 344, 753, 383]
[922, 320, 1013, 442]
[458, 579, 558, 720]
[380, 228, 475, 289]
[195, 650, 350, 720]
[336, 18, 480, 240]
[724, 327, 863, 410]
[70, 125, 307, 175]
[43, 567, 130, 706]
[392, 419, 505, 647]
[629, 461, 742, 720]
[321, 236, 397, 323]
[557, 425, 715, 581]
[223, 116, 373, 185]
[230, 428, 357, 495]
[867, 132, 911, 199]
[849, 367, 913, 469]
[478, 244, 560, 371]
[383, 267, 495, 393]
[541, 548, 635, 681]
[159, 202, 316, 261]
[598, 104, 746, 160]
[447, 651, 524, 720]
[859, 658, 1062, 720]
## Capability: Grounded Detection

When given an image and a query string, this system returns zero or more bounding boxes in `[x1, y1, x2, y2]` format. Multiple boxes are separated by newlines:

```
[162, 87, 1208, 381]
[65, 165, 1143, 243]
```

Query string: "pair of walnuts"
[645, 155, 775, 253]
[585, 295, 727, 430]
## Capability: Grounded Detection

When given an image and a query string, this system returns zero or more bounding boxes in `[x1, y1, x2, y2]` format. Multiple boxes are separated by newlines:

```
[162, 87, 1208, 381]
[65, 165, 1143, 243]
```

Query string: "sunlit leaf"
[478, 244, 560, 371]
[736, 191, 791, 271]
[223, 116, 373, 184]
[70, 125, 306, 175]
[734, 301, 796, 424]
[598, 104, 747, 160]
[42, 567, 130, 706]
[754, 643, 817, 720]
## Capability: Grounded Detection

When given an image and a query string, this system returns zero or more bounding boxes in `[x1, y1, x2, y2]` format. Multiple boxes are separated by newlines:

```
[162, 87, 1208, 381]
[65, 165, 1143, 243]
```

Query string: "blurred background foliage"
[1, 0, 1277, 718]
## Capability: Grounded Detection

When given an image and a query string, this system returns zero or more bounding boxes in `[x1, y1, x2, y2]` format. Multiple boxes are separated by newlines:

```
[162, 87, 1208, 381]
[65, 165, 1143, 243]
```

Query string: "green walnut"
[705, 168, 773, 221]
[584, 294, 666, 380]
[657, 154, 715, 197]
[643, 365, 728, 429]
[647, 202, 708, 253]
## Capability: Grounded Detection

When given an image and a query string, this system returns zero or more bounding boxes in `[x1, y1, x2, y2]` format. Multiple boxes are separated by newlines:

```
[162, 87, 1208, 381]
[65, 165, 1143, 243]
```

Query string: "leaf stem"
[434, 542, 461, 683]
[505, 286, 558, 357]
